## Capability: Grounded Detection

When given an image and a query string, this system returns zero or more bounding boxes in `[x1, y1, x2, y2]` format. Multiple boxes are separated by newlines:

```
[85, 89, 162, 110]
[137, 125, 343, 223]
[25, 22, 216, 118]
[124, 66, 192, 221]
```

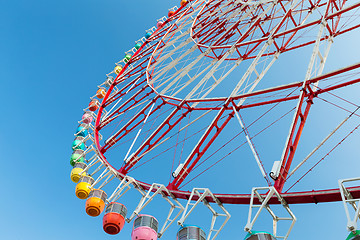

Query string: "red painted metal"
[191, 0, 359, 60]
[92, 0, 360, 204]
[102, 76, 148, 110]
[101, 96, 164, 153]
[168, 101, 233, 190]
[119, 103, 192, 174]
[274, 64, 360, 191]
[169, 185, 360, 205]
[100, 86, 154, 128]
[101, 63, 360, 182]
[274, 88, 315, 192]
[157, 62, 360, 108]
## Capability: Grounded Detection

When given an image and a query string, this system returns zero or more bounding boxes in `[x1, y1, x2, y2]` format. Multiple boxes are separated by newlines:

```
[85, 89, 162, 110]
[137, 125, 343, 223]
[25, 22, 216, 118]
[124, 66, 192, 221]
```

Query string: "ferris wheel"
[70, 0, 360, 239]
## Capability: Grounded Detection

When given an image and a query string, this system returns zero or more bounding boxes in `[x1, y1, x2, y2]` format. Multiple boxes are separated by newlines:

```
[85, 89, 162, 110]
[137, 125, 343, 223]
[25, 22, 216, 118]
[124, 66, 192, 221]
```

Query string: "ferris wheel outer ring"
[94, 101, 360, 205]
[92, 0, 360, 205]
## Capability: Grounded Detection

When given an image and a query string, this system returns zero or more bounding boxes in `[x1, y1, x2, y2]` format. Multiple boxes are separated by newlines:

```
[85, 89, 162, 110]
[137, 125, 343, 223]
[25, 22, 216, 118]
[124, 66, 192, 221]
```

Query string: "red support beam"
[119, 103, 192, 174]
[168, 102, 233, 190]
[101, 96, 163, 152]
[274, 94, 314, 192]
[99, 84, 152, 129]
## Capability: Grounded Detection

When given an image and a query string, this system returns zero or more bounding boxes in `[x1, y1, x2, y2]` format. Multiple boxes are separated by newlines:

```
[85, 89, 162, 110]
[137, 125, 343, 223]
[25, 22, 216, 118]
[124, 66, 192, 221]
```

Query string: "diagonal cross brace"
[128, 183, 184, 238]
[245, 186, 296, 239]
[107, 175, 146, 204]
[178, 188, 231, 240]
[339, 178, 360, 233]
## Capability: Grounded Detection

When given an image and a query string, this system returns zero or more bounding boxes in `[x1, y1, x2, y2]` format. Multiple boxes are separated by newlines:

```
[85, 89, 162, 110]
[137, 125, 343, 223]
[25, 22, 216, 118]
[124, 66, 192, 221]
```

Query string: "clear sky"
[1, 0, 360, 239]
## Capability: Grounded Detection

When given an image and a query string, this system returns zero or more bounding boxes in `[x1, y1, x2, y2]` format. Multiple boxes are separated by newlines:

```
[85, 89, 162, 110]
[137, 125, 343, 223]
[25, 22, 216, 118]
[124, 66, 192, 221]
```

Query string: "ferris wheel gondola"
[68, 0, 360, 238]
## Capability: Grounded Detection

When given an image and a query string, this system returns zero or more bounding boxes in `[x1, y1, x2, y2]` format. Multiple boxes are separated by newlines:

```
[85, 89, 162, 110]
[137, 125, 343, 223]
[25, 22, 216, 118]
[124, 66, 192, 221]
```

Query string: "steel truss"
[177, 188, 231, 240]
[339, 178, 360, 233]
[68, 0, 360, 239]
[104, 176, 184, 238]
[94, 61, 360, 203]
[81, 156, 231, 239]
[90, 0, 360, 228]
[245, 186, 296, 239]
[129, 183, 184, 238]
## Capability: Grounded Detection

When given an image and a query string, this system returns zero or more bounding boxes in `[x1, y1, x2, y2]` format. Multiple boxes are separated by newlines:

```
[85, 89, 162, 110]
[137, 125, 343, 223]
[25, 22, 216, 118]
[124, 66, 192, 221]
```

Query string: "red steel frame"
[93, 0, 360, 204]
[190, 0, 360, 60]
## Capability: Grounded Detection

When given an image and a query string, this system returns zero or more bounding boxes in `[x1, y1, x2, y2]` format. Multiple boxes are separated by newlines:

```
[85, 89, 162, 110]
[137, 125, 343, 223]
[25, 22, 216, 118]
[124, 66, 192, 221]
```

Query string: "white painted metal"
[98, 174, 115, 189]
[233, 106, 267, 179]
[339, 178, 360, 233]
[81, 155, 100, 172]
[270, 161, 281, 180]
[168, 6, 178, 12]
[236, 0, 275, 6]
[244, 186, 296, 239]
[101, 96, 123, 122]
[183, 4, 262, 100]
[159, 52, 215, 97]
[123, 102, 155, 163]
[178, 188, 231, 240]
[74, 132, 97, 146]
[101, 76, 151, 124]
[91, 168, 111, 187]
[89, 162, 105, 176]
[74, 144, 95, 162]
[229, 0, 281, 96]
[107, 175, 145, 204]
[133, 109, 214, 161]
[192, 58, 243, 102]
[147, 0, 205, 73]
[135, 36, 146, 45]
[128, 183, 184, 238]
[234, 50, 280, 102]
[277, 16, 333, 176]
[183, 46, 236, 100]
[148, 0, 250, 99]
[288, 106, 360, 178]
[304, 21, 331, 82]
[148, 31, 193, 71]
[173, 163, 185, 178]
[156, 16, 168, 23]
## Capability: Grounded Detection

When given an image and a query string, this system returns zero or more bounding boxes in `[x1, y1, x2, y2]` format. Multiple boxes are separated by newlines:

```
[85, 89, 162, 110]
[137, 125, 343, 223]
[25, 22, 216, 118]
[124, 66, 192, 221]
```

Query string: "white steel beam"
[288, 105, 360, 178]
[339, 178, 360, 233]
[178, 188, 231, 240]
[128, 183, 184, 238]
[244, 186, 296, 240]
[233, 107, 268, 181]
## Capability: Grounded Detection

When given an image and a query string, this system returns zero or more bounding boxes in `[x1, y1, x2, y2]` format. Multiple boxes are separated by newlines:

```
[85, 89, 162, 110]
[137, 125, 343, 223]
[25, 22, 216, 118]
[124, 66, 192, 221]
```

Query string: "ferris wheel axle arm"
[274, 89, 314, 191]
[272, 61, 360, 191]
[237, 63, 360, 186]
[119, 61, 148, 81]
[275, 13, 332, 191]
[288, 104, 360, 179]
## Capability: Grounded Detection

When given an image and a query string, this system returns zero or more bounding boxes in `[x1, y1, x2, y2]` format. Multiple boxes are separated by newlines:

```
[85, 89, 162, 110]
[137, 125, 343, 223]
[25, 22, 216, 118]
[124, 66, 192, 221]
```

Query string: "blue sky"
[1, 0, 360, 239]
